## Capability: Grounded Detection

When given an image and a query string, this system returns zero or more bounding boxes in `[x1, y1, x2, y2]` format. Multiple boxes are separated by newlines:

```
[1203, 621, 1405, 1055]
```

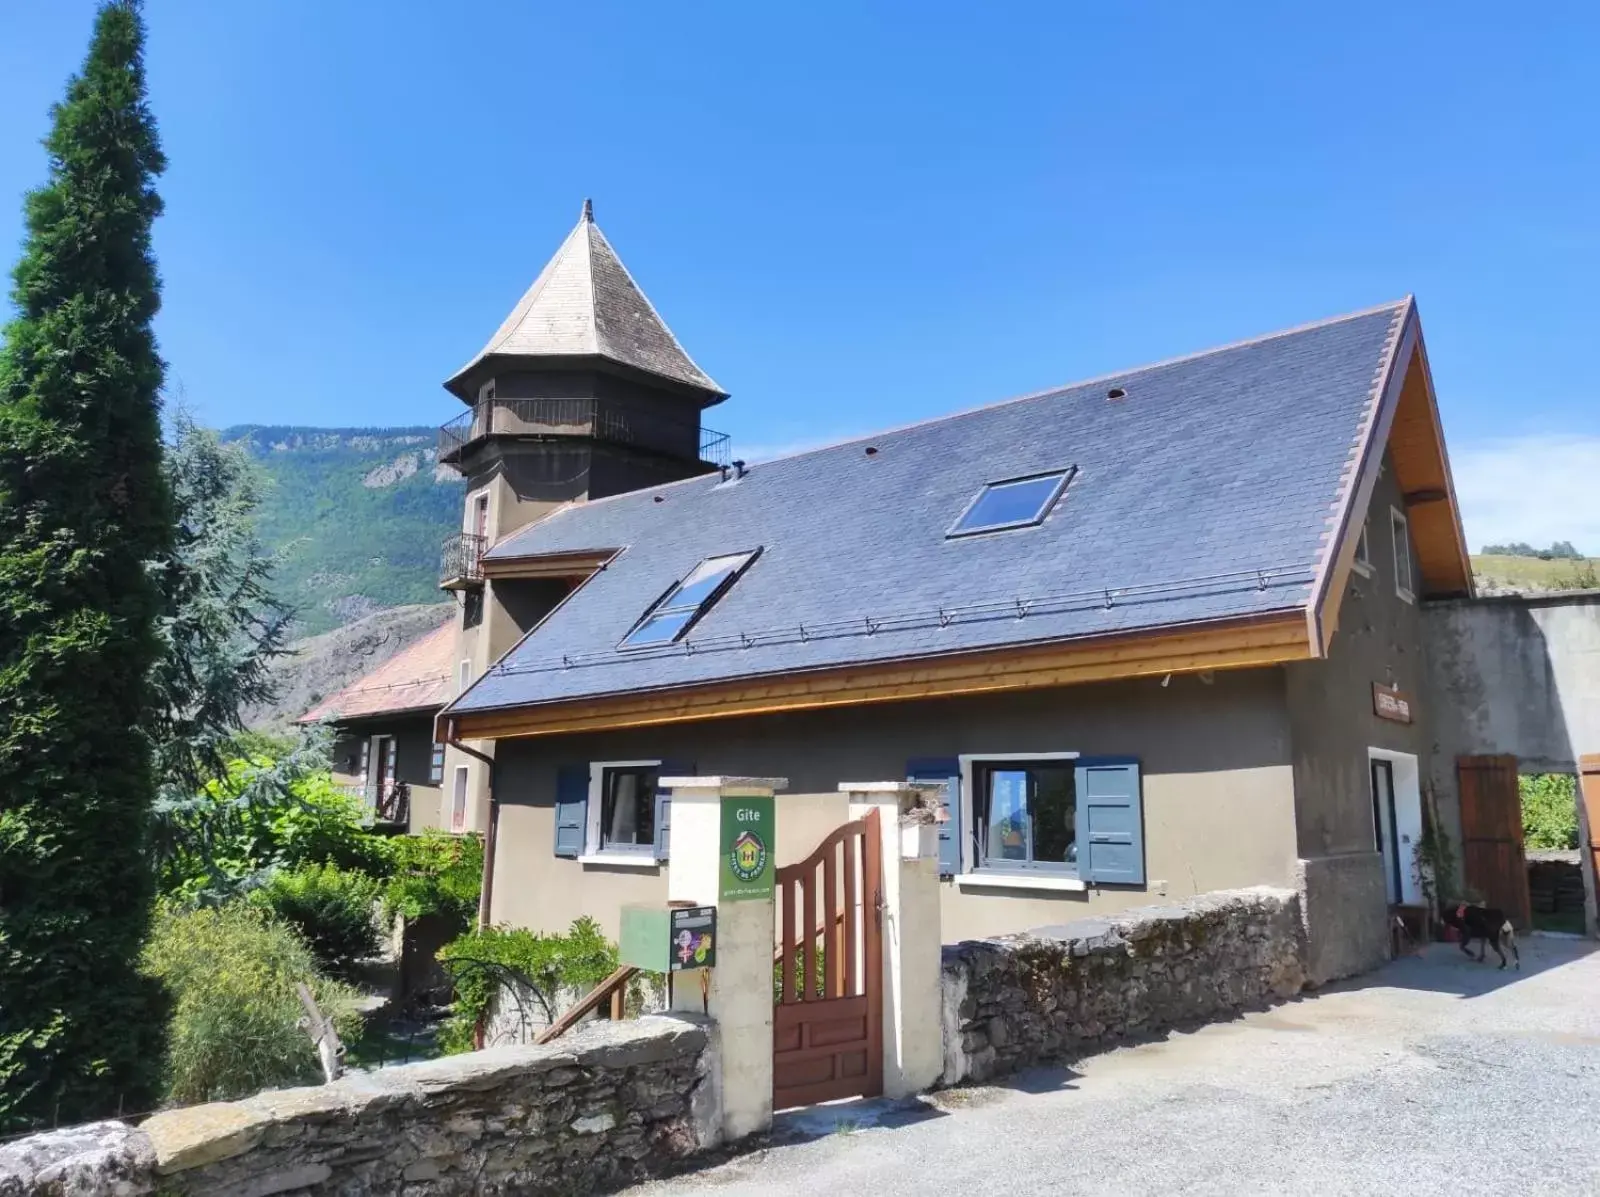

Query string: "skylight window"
[947, 468, 1075, 538]
[620, 550, 760, 649]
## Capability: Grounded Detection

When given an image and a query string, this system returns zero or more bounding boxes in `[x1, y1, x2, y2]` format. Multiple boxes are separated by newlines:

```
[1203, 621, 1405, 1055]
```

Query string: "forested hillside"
[222, 426, 460, 635]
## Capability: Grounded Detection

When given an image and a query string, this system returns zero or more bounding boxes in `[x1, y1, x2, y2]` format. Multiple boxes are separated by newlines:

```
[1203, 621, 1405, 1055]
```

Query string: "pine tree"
[150, 411, 293, 797]
[0, 1, 173, 1130]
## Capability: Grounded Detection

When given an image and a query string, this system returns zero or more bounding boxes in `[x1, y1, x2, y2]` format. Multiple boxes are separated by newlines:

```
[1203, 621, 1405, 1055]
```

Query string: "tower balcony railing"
[440, 531, 486, 591]
[437, 397, 731, 471]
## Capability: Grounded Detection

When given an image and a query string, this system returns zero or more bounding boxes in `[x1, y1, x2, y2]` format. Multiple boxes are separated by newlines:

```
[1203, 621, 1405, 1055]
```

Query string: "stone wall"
[1295, 852, 1390, 985]
[939, 888, 1306, 1085]
[0, 1016, 716, 1197]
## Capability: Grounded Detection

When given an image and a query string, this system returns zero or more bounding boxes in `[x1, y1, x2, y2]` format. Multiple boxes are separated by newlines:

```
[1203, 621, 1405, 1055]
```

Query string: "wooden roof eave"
[1311, 302, 1474, 654]
[443, 609, 1315, 741]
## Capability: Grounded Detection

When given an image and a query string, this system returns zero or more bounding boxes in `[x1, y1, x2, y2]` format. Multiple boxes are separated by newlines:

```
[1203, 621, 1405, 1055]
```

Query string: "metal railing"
[437, 397, 731, 469]
[338, 781, 410, 827]
[440, 532, 486, 587]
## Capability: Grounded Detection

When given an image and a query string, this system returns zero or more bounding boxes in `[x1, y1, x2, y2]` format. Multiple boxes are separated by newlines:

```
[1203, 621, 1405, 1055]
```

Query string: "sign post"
[720, 794, 775, 902]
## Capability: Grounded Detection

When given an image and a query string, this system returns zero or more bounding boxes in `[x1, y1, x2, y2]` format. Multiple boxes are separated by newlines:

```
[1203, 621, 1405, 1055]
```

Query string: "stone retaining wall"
[940, 887, 1306, 1085]
[0, 1015, 716, 1197]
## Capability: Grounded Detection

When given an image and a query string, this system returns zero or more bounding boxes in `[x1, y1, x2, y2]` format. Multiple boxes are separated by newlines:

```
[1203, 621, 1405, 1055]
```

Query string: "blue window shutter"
[908, 757, 962, 878]
[1075, 759, 1144, 885]
[654, 761, 693, 861]
[554, 765, 589, 859]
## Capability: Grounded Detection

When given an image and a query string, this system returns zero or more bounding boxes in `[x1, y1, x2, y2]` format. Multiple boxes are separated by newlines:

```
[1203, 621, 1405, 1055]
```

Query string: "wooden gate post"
[841, 783, 945, 1098]
[1578, 756, 1600, 939]
[663, 775, 786, 1144]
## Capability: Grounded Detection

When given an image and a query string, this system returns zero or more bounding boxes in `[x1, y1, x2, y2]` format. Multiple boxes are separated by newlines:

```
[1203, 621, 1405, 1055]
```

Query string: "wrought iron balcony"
[437, 397, 731, 472]
[338, 781, 410, 828]
[440, 531, 486, 591]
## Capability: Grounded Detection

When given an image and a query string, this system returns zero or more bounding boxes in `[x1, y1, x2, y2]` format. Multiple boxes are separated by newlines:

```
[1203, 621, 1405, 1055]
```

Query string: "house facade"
[398, 204, 1471, 984]
[298, 619, 456, 834]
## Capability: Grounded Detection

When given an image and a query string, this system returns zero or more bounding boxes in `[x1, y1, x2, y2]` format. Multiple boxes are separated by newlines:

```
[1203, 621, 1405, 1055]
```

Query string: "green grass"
[1471, 554, 1599, 594]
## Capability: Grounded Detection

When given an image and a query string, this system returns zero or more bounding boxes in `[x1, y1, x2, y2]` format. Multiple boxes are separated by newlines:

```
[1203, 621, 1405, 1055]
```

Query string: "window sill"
[578, 853, 661, 871]
[1395, 588, 1415, 605]
[953, 871, 1087, 894]
[1351, 560, 1373, 579]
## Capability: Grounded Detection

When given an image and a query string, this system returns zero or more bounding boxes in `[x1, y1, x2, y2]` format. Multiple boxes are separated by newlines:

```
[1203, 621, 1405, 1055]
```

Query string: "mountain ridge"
[222, 423, 460, 636]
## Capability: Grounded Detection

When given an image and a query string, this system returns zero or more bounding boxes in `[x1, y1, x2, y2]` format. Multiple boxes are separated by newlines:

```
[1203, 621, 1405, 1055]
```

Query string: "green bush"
[1522, 774, 1579, 850]
[142, 902, 360, 1105]
[436, 918, 618, 1054]
[157, 757, 395, 903]
[249, 864, 382, 978]
[381, 831, 483, 931]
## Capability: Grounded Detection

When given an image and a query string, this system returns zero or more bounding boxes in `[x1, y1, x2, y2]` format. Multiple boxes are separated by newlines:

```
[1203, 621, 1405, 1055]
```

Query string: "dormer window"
[948, 468, 1076, 538]
[620, 550, 760, 649]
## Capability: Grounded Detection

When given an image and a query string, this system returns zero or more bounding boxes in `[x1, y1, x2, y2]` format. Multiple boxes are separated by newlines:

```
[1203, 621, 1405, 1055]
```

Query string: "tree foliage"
[0, 0, 172, 1131]
[149, 410, 292, 796]
[1521, 773, 1579, 851]
[1481, 540, 1584, 560]
[151, 734, 392, 904]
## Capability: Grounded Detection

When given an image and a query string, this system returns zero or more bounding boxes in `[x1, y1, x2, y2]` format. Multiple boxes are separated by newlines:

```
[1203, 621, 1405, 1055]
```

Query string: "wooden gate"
[1457, 755, 1532, 928]
[773, 807, 882, 1110]
[1579, 755, 1600, 933]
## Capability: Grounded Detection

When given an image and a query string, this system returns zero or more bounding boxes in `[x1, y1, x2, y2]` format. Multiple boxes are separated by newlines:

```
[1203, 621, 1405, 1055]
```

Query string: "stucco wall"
[1284, 453, 1431, 859]
[1422, 591, 1600, 852]
[490, 669, 1299, 943]
[1281, 454, 1426, 979]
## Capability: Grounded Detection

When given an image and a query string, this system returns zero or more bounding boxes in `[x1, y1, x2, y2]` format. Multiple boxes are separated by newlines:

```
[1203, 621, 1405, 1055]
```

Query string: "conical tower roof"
[445, 200, 726, 402]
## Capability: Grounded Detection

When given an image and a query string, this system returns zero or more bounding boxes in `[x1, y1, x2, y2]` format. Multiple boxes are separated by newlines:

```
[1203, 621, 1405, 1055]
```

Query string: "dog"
[1440, 902, 1520, 970]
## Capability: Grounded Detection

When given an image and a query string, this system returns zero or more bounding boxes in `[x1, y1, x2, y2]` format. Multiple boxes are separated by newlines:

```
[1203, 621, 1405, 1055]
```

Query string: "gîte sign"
[1372, 683, 1413, 724]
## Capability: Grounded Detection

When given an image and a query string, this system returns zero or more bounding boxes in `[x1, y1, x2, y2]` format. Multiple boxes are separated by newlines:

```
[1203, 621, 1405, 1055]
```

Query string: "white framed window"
[429, 742, 445, 784]
[1390, 507, 1414, 602]
[580, 759, 663, 867]
[940, 751, 1147, 892]
[959, 753, 1082, 881]
[451, 766, 469, 833]
[1352, 520, 1373, 578]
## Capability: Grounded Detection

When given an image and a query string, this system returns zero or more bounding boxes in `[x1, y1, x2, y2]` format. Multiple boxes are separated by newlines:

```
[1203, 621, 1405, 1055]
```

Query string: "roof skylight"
[947, 468, 1075, 538]
[619, 550, 760, 649]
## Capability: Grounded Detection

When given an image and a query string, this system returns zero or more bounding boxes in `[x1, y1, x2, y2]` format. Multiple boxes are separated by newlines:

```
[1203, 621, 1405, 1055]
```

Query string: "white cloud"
[1452, 434, 1600, 555]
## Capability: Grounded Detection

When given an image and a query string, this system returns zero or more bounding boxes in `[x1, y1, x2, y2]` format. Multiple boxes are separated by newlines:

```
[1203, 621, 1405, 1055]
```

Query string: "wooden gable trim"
[480, 548, 617, 581]
[1385, 334, 1474, 597]
[1308, 301, 1414, 655]
[446, 611, 1314, 740]
[1313, 305, 1474, 651]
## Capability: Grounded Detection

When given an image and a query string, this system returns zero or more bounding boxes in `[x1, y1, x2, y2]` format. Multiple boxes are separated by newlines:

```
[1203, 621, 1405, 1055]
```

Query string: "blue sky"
[2, 1, 1598, 551]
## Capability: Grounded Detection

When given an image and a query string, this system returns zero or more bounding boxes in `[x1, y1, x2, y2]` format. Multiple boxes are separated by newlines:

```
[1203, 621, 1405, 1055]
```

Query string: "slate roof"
[449, 301, 1409, 716]
[445, 200, 726, 401]
[299, 621, 457, 724]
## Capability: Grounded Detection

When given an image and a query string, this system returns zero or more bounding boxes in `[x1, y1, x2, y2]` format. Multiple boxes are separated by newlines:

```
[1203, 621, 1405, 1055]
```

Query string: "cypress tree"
[0, 0, 172, 1130]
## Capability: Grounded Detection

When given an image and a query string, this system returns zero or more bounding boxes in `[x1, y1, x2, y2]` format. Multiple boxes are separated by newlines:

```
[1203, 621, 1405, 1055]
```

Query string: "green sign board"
[719, 794, 775, 902]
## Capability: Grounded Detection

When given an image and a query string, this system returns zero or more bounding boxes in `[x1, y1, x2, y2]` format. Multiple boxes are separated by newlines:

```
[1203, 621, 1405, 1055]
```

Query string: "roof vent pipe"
[732, 459, 748, 479]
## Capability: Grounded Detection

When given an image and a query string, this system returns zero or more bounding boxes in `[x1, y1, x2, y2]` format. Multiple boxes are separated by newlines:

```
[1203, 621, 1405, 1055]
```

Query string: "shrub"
[382, 831, 483, 931]
[142, 902, 360, 1105]
[436, 918, 618, 1054]
[250, 864, 382, 978]
[1522, 774, 1579, 850]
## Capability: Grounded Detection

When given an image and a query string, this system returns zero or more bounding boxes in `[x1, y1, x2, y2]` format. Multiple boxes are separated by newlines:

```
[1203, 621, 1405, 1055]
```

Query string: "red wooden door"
[773, 808, 882, 1110]
[1457, 755, 1532, 928]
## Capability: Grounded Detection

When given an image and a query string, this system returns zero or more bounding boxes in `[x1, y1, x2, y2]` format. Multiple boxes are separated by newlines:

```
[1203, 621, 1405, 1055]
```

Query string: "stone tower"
[434, 200, 730, 833]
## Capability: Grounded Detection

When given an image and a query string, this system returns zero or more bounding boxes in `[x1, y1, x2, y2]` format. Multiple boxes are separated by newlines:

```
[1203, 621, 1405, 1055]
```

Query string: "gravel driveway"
[631, 937, 1600, 1197]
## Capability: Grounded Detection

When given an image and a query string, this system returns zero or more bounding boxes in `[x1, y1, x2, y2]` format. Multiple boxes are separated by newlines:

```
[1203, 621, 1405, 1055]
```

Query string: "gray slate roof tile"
[452, 302, 1406, 715]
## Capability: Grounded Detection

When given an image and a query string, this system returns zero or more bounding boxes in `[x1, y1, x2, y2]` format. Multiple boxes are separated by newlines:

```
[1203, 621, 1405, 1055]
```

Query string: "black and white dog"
[1440, 902, 1520, 970]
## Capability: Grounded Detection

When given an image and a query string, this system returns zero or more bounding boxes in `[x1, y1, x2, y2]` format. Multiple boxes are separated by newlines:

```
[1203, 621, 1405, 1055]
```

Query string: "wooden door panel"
[773, 809, 882, 1111]
[1457, 755, 1532, 928]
